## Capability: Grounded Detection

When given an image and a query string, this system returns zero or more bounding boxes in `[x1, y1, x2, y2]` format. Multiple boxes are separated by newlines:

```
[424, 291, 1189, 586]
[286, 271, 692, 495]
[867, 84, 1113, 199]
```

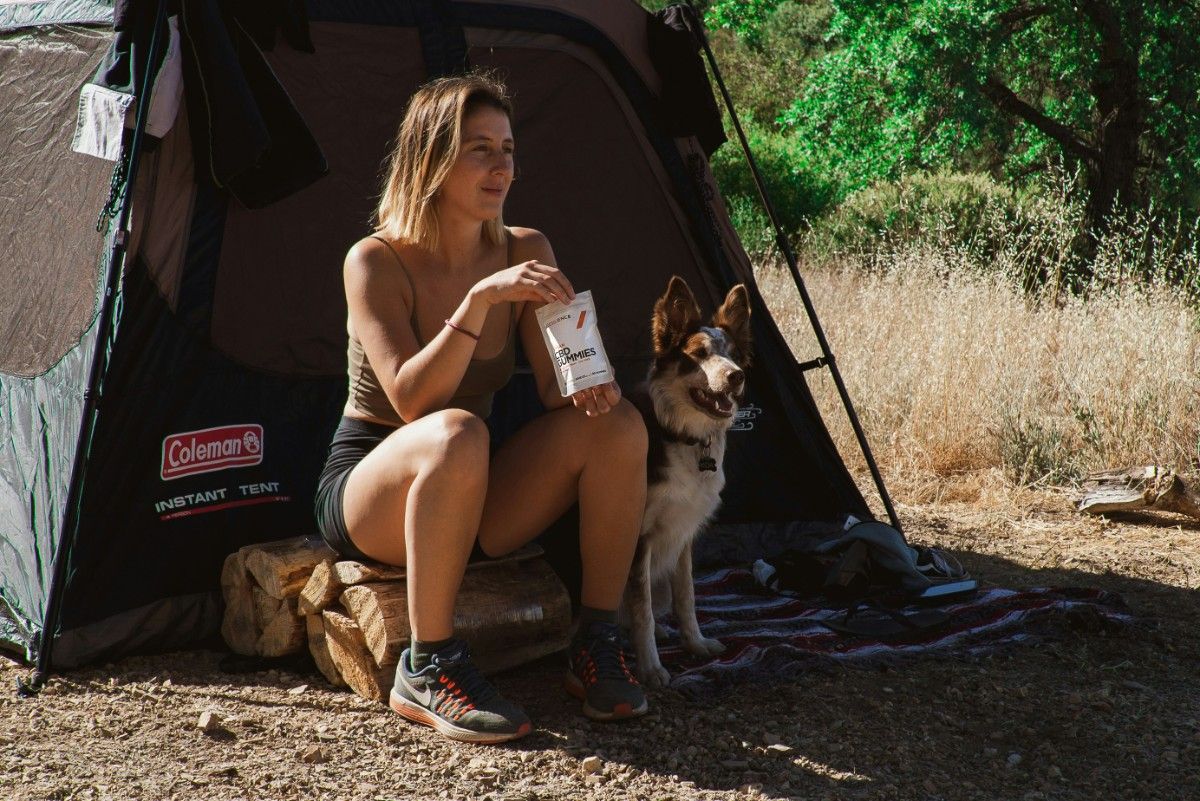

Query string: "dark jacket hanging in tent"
[0, 0, 869, 669]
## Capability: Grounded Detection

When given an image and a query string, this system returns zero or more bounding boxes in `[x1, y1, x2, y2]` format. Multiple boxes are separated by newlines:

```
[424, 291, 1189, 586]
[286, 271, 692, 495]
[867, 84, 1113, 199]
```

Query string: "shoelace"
[432, 647, 500, 705]
[579, 625, 634, 681]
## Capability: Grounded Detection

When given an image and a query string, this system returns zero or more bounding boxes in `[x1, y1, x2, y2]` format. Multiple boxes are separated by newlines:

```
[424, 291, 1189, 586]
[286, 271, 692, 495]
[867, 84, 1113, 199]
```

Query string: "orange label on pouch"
[576, 310, 587, 329]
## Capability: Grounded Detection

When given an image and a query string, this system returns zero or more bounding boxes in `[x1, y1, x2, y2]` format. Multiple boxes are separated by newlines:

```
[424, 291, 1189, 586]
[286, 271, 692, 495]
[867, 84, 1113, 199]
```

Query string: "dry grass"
[755, 253, 1200, 506]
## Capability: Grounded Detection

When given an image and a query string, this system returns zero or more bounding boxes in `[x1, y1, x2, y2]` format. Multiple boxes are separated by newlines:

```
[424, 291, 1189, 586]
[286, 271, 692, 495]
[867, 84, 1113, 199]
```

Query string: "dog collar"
[662, 429, 717, 472]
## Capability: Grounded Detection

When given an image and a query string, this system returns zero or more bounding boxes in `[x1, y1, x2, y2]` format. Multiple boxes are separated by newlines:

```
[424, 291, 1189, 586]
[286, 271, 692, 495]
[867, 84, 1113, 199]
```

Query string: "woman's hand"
[473, 260, 575, 307]
[571, 381, 622, 417]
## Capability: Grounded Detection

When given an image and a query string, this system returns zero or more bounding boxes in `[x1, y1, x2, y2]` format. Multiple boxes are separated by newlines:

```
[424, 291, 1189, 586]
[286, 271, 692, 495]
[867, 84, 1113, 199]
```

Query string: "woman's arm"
[344, 238, 488, 422]
[513, 229, 621, 416]
[347, 236, 574, 423]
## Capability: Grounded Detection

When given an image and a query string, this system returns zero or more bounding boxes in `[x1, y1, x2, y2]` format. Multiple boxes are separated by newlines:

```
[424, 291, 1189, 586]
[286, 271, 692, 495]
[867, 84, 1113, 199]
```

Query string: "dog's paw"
[637, 662, 671, 689]
[683, 636, 725, 657]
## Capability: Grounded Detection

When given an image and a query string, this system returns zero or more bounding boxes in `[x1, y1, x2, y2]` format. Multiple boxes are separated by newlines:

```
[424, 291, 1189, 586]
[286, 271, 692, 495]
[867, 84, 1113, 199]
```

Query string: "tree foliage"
[779, 1, 1200, 227]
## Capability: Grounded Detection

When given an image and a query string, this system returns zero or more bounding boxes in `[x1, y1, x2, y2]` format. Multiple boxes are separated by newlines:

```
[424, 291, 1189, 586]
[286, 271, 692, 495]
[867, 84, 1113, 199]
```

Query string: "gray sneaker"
[390, 640, 531, 743]
[564, 622, 648, 721]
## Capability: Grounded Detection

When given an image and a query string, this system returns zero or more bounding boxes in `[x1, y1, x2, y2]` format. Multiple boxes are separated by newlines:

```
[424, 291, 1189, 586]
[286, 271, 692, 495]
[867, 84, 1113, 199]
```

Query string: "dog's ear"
[713, 284, 752, 363]
[652, 276, 702, 355]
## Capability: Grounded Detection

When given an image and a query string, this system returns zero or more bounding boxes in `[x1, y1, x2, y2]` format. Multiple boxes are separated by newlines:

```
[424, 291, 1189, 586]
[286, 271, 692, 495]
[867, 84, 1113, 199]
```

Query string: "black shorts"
[313, 415, 497, 563]
[313, 416, 396, 561]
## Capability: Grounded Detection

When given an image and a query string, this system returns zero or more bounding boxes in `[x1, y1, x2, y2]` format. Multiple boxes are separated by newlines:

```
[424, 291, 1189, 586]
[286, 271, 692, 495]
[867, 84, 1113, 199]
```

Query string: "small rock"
[1007, 753, 1023, 767]
[984, 747, 998, 757]
[763, 732, 782, 746]
[1122, 680, 1149, 692]
[1047, 765, 1063, 780]
[300, 745, 327, 764]
[197, 711, 225, 734]
[288, 684, 309, 695]
[518, 752, 532, 763]
[583, 775, 602, 786]
[923, 778, 937, 793]
[1164, 750, 1180, 762]
[720, 759, 749, 770]
[766, 743, 793, 756]
[162, 679, 173, 688]
[580, 756, 602, 774]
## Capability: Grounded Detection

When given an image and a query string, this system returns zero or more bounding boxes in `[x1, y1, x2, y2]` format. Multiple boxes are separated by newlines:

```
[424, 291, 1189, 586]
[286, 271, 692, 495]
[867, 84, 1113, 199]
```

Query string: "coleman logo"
[161, 424, 263, 480]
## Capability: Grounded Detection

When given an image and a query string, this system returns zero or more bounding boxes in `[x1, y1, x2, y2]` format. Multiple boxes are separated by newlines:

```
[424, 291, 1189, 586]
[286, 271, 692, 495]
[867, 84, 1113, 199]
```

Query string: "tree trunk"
[1080, 0, 1142, 237]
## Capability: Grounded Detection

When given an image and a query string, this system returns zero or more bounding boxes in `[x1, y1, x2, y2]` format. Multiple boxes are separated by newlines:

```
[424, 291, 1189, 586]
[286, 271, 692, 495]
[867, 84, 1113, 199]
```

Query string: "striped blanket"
[656, 567, 1135, 698]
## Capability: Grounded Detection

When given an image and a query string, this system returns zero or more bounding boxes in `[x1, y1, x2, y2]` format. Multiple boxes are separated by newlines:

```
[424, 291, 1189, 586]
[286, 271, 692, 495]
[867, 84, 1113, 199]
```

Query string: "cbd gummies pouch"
[534, 290, 615, 396]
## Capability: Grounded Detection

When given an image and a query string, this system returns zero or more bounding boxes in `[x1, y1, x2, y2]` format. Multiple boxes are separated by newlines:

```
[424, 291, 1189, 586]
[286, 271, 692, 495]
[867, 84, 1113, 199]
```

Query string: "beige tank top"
[345, 233, 518, 427]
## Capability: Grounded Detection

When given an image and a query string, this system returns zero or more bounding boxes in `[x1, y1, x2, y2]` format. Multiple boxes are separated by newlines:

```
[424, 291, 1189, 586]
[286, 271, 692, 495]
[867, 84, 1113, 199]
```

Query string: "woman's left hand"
[571, 381, 621, 417]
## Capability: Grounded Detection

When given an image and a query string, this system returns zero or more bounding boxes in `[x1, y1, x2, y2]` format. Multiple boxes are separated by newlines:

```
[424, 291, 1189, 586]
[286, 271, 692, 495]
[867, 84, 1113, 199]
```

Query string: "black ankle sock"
[576, 606, 618, 638]
[411, 637, 454, 671]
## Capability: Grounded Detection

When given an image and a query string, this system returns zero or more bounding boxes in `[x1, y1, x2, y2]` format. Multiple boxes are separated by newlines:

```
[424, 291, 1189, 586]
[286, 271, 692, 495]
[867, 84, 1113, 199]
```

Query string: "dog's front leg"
[671, 544, 725, 657]
[626, 539, 670, 688]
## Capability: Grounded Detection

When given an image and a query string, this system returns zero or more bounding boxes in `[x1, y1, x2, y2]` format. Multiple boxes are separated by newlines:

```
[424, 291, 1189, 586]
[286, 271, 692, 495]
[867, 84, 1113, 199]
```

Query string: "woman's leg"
[340, 408, 489, 642]
[477, 397, 648, 610]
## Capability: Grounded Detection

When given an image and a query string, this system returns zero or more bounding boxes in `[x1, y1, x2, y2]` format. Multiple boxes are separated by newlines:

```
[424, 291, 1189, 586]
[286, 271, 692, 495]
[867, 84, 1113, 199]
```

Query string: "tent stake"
[681, 1, 902, 533]
[19, 0, 170, 696]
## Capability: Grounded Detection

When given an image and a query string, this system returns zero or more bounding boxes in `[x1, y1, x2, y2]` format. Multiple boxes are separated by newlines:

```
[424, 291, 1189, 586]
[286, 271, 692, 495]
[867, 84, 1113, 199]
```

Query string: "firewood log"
[243, 536, 337, 599]
[256, 596, 305, 657]
[321, 607, 392, 703]
[306, 614, 346, 688]
[298, 559, 339, 616]
[219, 550, 258, 656]
[331, 541, 545, 588]
[339, 558, 571, 672]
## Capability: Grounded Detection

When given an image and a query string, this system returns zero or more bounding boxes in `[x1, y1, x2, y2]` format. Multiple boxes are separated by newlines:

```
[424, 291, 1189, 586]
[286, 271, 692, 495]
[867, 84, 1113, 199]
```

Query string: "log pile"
[221, 538, 572, 703]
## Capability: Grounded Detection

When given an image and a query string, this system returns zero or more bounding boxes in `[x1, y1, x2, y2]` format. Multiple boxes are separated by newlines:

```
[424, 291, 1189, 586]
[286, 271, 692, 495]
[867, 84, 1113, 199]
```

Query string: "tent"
[0, 0, 881, 675]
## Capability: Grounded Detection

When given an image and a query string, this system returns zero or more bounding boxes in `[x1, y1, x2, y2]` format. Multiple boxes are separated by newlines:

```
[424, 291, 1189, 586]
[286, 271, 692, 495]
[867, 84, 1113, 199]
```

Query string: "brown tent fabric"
[208, 21, 726, 380]
[0, 25, 113, 377]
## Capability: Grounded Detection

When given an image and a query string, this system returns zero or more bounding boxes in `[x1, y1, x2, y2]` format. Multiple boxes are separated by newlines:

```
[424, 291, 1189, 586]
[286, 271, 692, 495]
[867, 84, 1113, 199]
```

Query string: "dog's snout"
[728, 369, 745, 389]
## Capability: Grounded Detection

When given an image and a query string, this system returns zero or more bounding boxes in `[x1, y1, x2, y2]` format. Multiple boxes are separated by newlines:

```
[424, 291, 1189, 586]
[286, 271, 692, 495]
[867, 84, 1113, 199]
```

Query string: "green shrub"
[802, 169, 1200, 298]
[996, 413, 1083, 488]
[710, 118, 835, 255]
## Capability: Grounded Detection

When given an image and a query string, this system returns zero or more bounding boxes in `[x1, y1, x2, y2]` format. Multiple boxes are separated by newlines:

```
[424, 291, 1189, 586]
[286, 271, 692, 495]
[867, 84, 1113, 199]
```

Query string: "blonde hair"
[375, 74, 514, 251]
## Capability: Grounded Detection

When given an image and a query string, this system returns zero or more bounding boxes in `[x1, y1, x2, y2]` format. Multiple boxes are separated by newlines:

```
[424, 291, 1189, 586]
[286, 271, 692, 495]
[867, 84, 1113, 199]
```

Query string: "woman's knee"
[418, 409, 490, 476]
[600, 397, 648, 456]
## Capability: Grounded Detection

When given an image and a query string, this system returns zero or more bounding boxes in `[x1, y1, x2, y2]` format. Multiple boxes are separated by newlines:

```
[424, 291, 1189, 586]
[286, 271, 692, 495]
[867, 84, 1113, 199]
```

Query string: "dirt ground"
[3, 489, 1198, 801]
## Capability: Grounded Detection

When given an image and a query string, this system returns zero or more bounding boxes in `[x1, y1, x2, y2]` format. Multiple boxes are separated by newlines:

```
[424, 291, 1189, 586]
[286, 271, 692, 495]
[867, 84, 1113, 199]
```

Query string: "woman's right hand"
[472, 260, 576, 307]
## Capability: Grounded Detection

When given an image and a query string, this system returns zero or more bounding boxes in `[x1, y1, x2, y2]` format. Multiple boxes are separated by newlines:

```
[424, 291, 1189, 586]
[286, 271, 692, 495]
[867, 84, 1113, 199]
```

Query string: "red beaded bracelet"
[444, 319, 480, 341]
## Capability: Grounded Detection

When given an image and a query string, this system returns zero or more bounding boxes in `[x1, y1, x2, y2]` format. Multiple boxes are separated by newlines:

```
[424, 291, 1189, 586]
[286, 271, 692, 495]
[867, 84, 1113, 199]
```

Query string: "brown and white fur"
[623, 276, 752, 688]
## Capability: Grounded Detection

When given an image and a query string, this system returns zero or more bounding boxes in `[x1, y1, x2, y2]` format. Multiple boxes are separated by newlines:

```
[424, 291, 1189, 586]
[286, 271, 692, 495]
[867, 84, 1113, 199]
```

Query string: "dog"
[623, 275, 752, 687]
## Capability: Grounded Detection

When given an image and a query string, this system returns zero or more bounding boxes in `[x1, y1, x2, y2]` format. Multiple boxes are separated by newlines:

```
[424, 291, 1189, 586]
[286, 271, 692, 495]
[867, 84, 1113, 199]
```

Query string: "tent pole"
[19, 0, 170, 695]
[681, 1, 902, 533]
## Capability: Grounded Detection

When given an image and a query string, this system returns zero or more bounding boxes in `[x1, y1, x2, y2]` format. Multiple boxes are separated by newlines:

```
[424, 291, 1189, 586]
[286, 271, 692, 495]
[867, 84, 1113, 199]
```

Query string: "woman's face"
[438, 105, 515, 223]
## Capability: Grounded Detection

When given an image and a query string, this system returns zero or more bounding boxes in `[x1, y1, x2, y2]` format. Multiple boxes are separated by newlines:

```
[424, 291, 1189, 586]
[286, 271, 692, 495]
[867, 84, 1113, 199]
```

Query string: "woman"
[313, 74, 649, 744]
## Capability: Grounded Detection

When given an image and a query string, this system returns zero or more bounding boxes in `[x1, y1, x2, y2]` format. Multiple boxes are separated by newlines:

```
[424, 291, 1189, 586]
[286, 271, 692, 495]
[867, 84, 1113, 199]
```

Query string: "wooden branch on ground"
[1077, 466, 1200, 519]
